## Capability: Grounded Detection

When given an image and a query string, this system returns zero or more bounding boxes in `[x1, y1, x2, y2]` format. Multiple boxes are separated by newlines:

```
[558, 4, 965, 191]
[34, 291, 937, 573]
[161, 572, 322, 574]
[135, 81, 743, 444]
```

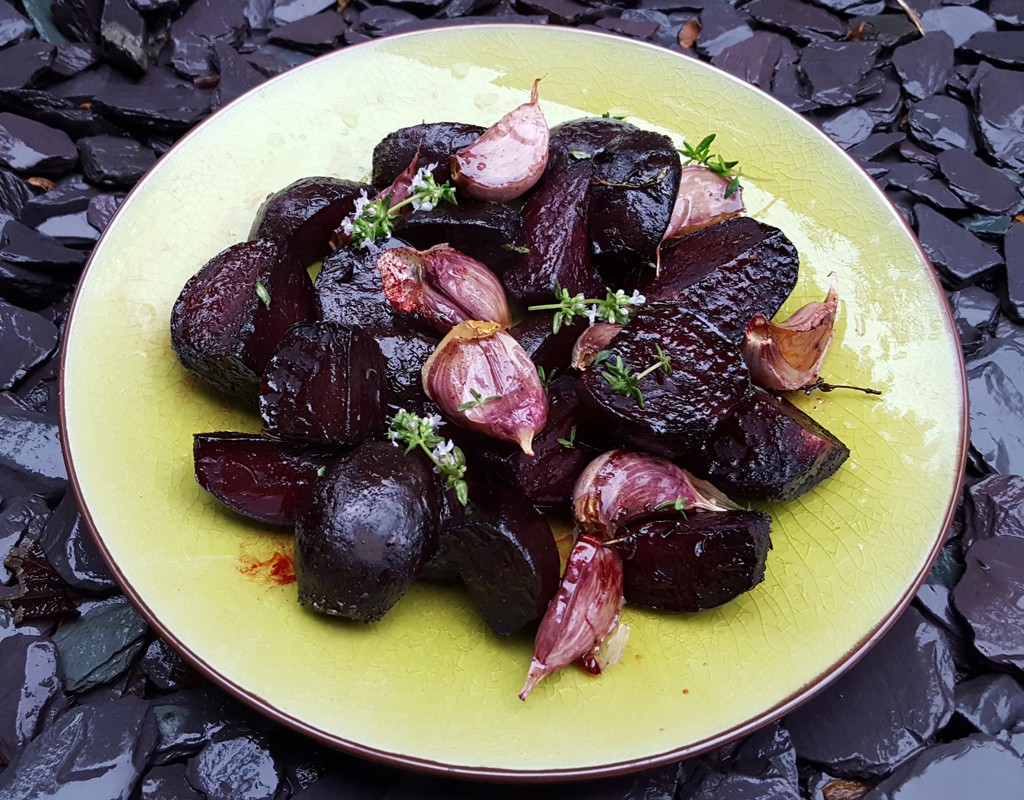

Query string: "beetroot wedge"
[589, 130, 681, 271]
[503, 159, 604, 305]
[371, 121, 484, 187]
[250, 177, 371, 266]
[510, 313, 586, 375]
[617, 510, 772, 612]
[366, 326, 438, 414]
[295, 441, 442, 621]
[313, 239, 404, 330]
[686, 387, 851, 501]
[193, 433, 334, 526]
[171, 238, 315, 399]
[639, 217, 800, 343]
[576, 305, 750, 458]
[541, 116, 640, 187]
[259, 322, 386, 445]
[397, 200, 526, 277]
[444, 485, 560, 637]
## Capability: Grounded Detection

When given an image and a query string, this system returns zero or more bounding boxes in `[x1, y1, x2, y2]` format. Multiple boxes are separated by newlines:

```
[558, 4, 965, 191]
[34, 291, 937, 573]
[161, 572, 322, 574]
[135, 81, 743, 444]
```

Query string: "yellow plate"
[60, 25, 966, 780]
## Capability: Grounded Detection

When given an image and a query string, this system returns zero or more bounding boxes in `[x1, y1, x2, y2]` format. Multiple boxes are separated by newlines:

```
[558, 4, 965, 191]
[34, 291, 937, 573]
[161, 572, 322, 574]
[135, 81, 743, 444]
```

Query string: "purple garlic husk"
[570, 323, 623, 371]
[742, 273, 839, 391]
[422, 321, 548, 455]
[330, 151, 421, 249]
[572, 448, 741, 539]
[376, 244, 512, 333]
[520, 534, 625, 700]
[451, 78, 549, 202]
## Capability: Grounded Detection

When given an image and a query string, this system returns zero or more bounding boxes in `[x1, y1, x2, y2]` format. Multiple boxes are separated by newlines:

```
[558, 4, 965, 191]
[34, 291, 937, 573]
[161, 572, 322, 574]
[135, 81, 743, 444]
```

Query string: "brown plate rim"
[58, 24, 969, 783]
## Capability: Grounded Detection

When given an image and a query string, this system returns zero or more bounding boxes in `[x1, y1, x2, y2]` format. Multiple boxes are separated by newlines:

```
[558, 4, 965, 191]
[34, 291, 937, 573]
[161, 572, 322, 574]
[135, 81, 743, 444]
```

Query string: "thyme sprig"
[655, 498, 689, 518]
[386, 409, 468, 505]
[678, 133, 741, 197]
[527, 284, 646, 334]
[457, 388, 502, 411]
[344, 164, 457, 249]
[593, 344, 673, 408]
[556, 426, 577, 449]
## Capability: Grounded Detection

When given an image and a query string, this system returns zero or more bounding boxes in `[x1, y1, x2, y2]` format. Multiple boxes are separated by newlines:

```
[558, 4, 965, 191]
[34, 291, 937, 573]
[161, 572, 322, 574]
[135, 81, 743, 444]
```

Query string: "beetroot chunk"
[618, 510, 772, 612]
[510, 313, 586, 375]
[259, 322, 386, 445]
[686, 388, 851, 501]
[250, 177, 371, 266]
[193, 433, 334, 526]
[371, 121, 484, 187]
[444, 485, 560, 636]
[503, 159, 604, 305]
[171, 238, 315, 399]
[313, 240, 404, 330]
[366, 326, 438, 414]
[589, 130, 681, 270]
[639, 217, 800, 343]
[295, 441, 442, 621]
[542, 116, 640, 186]
[576, 305, 750, 458]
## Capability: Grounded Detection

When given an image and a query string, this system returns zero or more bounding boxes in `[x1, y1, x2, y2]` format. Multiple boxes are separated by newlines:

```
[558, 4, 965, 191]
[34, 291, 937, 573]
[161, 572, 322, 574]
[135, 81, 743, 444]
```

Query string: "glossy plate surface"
[61, 26, 966, 780]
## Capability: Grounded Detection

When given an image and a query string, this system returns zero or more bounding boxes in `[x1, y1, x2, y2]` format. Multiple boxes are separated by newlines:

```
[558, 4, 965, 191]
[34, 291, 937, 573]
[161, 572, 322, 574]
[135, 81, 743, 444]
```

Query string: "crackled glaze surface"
[60, 26, 965, 778]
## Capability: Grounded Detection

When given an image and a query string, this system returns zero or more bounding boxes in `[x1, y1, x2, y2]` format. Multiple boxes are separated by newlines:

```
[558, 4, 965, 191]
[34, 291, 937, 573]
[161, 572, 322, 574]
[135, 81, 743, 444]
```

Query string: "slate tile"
[949, 285, 1000, 351]
[92, 83, 212, 133]
[270, 0, 335, 26]
[695, 1, 752, 58]
[1, 220, 86, 268]
[915, 203, 1002, 288]
[99, 0, 148, 76]
[821, 107, 874, 149]
[0, 633, 68, 764]
[185, 730, 282, 800]
[963, 32, 1024, 67]
[848, 131, 903, 160]
[267, 10, 346, 54]
[858, 75, 902, 126]
[710, 30, 796, 91]
[990, 0, 1024, 26]
[86, 192, 122, 231]
[38, 491, 115, 594]
[965, 338, 1024, 475]
[150, 687, 252, 765]
[52, 0, 104, 44]
[954, 535, 1024, 671]
[921, 5, 996, 48]
[898, 139, 938, 169]
[35, 210, 98, 246]
[0, 407, 67, 500]
[0, 41, 55, 91]
[975, 65, 1024, 172]
[0, 299, 58, 392]
[937, 148, 1024, 215]
[138, 763, 204, 800]
[1004, 222, 1024, 320]
[52, 596, 148, 692]
[0, 0, 33, 49]
[18, 181, 96, 228]
[961, 214, 1013, 239]
[77, 134, 156, 187]
[0, 495, 51, 585]
[170, 0, 248, 79]
[785, 608, 955, 779]
[907, 95, 978, 152]
[848, 12, 917, 49]
[955, 673, 1024, 735]
[744, 0, 845, 42]
[0, 114, 77, 176]
[893, 31, 955, 100]
[800, 41, 879, 107]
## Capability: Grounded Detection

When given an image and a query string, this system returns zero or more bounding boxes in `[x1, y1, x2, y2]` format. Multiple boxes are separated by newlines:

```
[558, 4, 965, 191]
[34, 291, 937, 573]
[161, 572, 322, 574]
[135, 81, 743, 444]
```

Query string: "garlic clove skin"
[742, 273, 839, 391]
[519, 534, 624, 700]
[377, 244, 512, 333]
[451, 79, 549, 202]
[331, 152, 421, 249]
[422, 320, 548, 455]
[572, 448, 741, 539]
[570, 323, 624, 371]
[663, 165, 745, 241]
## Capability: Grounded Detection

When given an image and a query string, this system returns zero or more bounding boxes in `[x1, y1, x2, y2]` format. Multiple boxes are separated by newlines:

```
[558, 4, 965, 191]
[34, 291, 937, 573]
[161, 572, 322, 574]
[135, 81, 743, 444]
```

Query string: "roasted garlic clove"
[422, 321, 548, 455]
[572, 448, 741, 539]
[742, 273, 839, 392]
[377, 244, 511, 333]
[663, 165, 745, 240]
[450, 79, 549, 202]
[570, 322, 623, 371]
[519, 534, 625, 700]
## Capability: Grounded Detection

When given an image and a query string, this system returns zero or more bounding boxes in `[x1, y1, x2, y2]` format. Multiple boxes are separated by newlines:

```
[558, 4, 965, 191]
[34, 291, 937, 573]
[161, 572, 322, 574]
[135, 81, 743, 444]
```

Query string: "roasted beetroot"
[170, 238, 315, 398]
[259, 322, 386, 445]
[576, 305, 750, 458]
[313, 240, 404, 329]
[510, 313, 586, 375]
[685, 388, 850, 501]
[250, 177, 370, 266]
[640, 217, 800, 343]
[617, 510, 772, 612]
[542, 116, 640, 186]
[193, 433, 333, 526]
[371, 122, 484, 187]
[589, 130, 681, 270]
[295, 441, 442, 621]
[444, 485, 560, 637]
[367, 327, 438, 414]
[503, 159, 604, 305]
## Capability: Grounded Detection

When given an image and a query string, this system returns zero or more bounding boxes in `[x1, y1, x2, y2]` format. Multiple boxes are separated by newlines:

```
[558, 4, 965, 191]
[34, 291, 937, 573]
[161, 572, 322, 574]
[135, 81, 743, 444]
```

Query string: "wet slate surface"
[2, 1, 1024, 798]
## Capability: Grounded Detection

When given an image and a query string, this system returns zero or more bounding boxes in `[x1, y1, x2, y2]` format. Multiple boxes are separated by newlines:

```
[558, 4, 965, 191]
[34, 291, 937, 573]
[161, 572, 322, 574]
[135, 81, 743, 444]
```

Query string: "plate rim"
[57, 23, 969, 783]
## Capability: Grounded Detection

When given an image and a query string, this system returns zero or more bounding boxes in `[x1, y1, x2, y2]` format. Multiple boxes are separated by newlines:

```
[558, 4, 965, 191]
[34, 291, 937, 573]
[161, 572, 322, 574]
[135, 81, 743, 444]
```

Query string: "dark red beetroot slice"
[540, 116, 640, 188]
[639, 217, 800, 344]
[444, 484, 560, 636]
[685, 387, 851, 502]
[617, 510, 772, 612]
[171, 238, 315, 399]
[365, 326, 438, 414]
[503, 159, 605, 305]
[397, 200, 526, 276]
[295, 441, 442, 621]
[576, 304, 750, 458]
[589, 130, 681, 271]
[193, 432, 335, 526]
[259, 322, 386, 445]
[250, 177, 371, 266]
[371, 121, 484, 187]
[510, 313, 586, 374]
[313, 239, 404, 330]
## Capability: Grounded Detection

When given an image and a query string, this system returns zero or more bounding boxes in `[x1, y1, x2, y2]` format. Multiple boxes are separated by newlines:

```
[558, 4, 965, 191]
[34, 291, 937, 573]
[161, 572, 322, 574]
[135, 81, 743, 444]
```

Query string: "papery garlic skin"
[520, 534, 624, 700]
[451, 79, 549, 202]
[331, 152, 420, 249]
[377, 245, 512, 333]
[570, 323, 623, 371]
[663, 165, 745, 241]
[572, 448, 741, 539]
[742, 273, 839, 391]
[422, 321, 548, 455]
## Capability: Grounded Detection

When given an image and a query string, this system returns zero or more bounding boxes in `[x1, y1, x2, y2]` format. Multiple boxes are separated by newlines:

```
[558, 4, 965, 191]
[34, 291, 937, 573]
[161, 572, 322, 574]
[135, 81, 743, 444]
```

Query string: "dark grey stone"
[52, 596, 148, 693]
[965, 338, 1024, 475]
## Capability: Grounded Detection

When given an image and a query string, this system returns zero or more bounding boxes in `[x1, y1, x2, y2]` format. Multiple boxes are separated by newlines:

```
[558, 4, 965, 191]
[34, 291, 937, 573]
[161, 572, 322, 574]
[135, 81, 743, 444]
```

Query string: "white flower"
[628, 290, 646, 305]
[586, 305, 598, 326]
[411, 163, 439, 191]
[424, 413, 443, 430]
[434, 439, 454, 457]
[340, 217, 354, 236]
[411, 197, 434, 212]
[351, 189, 371, 217]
